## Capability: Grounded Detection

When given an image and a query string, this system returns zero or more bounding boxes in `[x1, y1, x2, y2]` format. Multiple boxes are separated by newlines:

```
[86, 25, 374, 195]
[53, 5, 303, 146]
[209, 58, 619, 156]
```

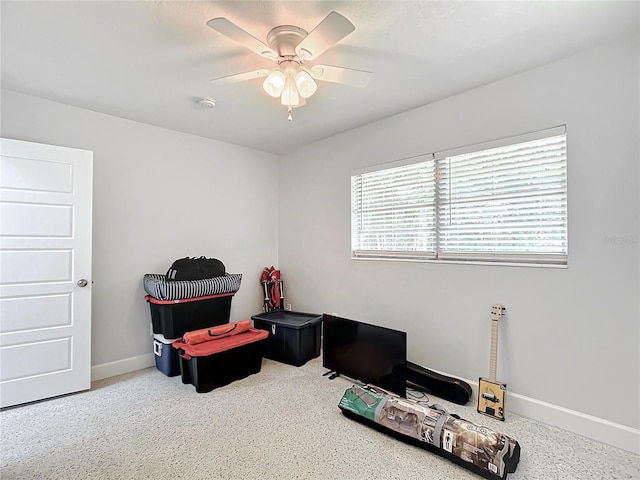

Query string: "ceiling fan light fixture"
[263, 70, 286, 97]
[206, 12, 373, 120]
[294, 70, 317, 98]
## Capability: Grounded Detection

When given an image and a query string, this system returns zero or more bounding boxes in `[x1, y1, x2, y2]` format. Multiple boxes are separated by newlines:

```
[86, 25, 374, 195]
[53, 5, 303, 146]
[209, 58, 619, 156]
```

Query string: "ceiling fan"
[206, 11, 372, 121]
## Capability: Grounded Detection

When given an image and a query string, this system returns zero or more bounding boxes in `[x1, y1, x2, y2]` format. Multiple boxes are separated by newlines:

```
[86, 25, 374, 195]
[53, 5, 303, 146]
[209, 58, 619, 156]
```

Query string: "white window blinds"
[351, 156, 436, 259]
[351, 127, 568, 266]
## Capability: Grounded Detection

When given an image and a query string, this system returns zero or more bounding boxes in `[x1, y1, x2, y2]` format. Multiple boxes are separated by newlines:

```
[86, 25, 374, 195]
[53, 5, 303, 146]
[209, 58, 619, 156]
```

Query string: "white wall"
[1, 90, 279, 372]
[278, 35, 639, 450]
[1, 34, 637, 453]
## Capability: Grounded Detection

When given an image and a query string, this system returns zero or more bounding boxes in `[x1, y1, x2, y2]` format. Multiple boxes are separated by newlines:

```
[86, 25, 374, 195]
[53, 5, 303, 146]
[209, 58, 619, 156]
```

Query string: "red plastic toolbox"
[173, 326, 268, 393]
[145, 292, 234, 338]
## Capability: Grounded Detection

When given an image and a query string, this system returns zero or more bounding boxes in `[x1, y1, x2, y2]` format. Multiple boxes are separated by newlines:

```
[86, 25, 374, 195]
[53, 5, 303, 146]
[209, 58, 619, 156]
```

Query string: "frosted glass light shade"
[294, 70, 317, 98]
[280, 75, 300, 106]
[263, 70, 286, 97]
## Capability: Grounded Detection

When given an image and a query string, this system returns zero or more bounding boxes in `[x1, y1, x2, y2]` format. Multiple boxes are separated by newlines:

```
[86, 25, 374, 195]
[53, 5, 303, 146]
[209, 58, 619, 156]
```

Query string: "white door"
[0, 138, 93, 408]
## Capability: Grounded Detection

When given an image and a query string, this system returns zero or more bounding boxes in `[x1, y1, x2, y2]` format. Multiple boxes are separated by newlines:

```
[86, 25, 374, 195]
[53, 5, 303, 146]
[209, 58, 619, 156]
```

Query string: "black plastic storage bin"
[175, 328, 268, 393]
[251, 310, 322, 366]
[145, 293, 233, 338]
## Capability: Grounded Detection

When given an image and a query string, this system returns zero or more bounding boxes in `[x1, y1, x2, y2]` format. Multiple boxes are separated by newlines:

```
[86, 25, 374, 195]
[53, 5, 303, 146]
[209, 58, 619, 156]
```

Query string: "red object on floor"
[261, 266, 282, 311]
[181, 320, 252, 345]
[173, 327, 268, 359]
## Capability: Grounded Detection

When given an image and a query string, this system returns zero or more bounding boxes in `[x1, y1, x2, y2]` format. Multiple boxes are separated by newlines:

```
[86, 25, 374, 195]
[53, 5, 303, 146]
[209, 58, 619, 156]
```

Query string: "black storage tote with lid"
[251, 310, 322, 367]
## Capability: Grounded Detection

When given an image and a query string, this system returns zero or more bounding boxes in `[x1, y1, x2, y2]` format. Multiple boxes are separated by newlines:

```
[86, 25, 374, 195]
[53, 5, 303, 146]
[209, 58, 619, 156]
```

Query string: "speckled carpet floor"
[1, 357, 638, 480]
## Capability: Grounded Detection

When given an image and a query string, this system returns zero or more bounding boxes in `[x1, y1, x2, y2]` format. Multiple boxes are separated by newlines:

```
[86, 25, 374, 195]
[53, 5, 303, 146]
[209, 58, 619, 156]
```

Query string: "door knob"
[77, 279, 88, 287]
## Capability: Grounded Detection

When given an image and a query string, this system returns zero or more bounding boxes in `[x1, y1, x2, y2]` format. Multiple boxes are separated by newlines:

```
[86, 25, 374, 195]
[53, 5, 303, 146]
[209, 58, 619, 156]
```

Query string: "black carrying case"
[339, 385, 520, 480]
[406, 361, 472, 405]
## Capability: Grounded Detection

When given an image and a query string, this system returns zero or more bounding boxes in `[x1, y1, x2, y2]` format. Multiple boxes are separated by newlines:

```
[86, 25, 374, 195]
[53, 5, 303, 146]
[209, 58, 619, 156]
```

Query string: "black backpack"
[166, 257, 225, 281]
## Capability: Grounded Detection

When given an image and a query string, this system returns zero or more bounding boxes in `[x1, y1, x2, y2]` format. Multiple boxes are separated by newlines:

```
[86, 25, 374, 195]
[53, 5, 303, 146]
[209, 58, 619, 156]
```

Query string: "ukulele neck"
[489, 318, 499, 382]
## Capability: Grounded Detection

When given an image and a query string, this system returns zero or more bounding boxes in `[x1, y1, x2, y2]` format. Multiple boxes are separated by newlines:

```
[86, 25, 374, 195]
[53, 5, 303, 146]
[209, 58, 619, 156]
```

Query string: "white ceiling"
[1, 1, 638, 155]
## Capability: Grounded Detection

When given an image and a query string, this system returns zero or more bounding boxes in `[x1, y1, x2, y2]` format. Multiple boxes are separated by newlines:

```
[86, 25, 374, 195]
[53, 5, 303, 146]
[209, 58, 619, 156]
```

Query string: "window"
[351, 127, 567, 266]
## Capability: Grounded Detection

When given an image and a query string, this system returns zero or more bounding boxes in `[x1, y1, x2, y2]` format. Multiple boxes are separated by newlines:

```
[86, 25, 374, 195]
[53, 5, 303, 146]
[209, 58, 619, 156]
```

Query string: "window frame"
[351, 126, 568, 268]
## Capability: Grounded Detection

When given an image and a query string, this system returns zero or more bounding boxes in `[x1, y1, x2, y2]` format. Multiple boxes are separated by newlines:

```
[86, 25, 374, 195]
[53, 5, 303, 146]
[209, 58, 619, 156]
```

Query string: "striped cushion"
[143, 273, 242, 301]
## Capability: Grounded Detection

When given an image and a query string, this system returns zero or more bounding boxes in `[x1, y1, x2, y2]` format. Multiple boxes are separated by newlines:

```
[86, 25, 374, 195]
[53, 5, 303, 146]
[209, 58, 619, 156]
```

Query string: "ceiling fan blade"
[210, 69, 271, 84]
[206, 18, 277, 59]
[295, 11, 355, 60]
[309, 65, 372, 88]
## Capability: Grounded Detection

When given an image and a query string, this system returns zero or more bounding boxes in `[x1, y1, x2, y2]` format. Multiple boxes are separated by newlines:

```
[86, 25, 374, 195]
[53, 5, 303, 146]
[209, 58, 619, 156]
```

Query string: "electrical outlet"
[285, 303, 292, 311]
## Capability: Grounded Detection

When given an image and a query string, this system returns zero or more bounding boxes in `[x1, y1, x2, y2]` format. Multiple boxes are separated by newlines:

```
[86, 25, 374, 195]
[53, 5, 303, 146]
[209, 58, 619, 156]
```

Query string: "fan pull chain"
[287, 107, 293, 122]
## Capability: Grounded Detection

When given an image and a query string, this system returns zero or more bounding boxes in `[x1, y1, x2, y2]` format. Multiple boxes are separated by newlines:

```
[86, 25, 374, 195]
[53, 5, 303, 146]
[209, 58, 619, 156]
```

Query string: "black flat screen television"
[322, 314, 407, 397]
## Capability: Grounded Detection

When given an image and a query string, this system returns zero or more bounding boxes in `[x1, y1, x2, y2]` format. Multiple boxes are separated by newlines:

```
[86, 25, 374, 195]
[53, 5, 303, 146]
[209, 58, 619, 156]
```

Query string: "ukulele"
[477, 304, 507, 421]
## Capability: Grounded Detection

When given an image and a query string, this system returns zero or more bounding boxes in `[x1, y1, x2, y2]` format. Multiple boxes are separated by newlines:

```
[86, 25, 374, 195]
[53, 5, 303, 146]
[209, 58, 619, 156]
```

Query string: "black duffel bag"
[165, 256, 226, 281]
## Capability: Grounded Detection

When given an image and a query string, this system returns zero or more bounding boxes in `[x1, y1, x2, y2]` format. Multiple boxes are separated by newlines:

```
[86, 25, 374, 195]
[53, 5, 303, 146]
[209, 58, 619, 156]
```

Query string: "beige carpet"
[1, 357, 638, 479]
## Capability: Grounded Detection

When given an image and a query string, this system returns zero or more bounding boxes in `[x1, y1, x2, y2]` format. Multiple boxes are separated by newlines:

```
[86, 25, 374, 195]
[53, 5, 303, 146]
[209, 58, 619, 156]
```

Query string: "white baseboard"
[91, 353, 154, 382]
[465, 378, 640, 455]
[506, 390, 640, 455]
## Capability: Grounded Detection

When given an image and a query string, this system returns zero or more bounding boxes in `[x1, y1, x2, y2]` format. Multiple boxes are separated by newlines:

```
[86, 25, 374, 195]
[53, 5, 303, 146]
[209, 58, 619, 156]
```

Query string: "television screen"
[322, 314, 407, 397]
